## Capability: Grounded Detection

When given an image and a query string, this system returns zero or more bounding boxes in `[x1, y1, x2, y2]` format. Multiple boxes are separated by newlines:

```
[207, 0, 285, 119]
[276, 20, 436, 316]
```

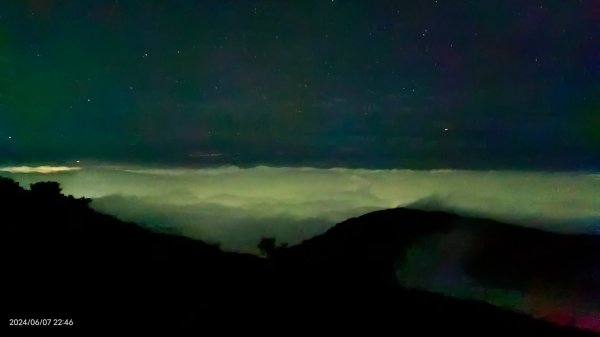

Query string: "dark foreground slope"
[278, 207, 600, 304]
[276, 207, 600, 332]
[3, 177, 597, 335]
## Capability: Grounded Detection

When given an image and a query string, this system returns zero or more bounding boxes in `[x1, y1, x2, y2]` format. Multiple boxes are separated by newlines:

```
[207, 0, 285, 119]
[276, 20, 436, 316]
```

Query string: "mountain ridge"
[3, 177, 597, 334]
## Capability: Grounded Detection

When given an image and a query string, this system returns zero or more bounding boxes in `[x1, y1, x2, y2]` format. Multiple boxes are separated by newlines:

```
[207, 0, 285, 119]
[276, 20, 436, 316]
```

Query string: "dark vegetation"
[3, 176, 598, 334]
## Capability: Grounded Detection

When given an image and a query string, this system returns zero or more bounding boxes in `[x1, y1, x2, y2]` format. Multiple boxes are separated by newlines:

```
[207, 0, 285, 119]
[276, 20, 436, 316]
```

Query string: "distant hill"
[276, 207, 599, 332]
[3, 177, 597, 335]
[278, 207, 599, 300]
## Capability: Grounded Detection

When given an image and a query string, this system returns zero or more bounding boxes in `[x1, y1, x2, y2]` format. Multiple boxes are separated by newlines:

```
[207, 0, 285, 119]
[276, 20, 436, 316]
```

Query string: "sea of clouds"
[1, 164, 599, 253]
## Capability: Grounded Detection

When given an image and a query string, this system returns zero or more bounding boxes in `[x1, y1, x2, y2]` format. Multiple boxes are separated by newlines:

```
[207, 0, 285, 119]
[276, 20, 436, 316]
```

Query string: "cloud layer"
[3, 164, 599, 252]
[0, 166, 82, 174]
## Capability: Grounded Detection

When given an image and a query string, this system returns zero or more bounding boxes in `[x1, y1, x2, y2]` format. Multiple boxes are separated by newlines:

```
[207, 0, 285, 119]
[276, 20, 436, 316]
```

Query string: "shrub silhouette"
[0, 176, 23, 194]
[257, 237, 288, 258]
[258, 237, 276, 257]
[30, 181, 63, 196]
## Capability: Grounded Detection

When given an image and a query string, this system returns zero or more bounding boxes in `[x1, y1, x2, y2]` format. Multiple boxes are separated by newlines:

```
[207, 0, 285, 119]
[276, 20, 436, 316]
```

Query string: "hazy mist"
[2, 164, 598, 253]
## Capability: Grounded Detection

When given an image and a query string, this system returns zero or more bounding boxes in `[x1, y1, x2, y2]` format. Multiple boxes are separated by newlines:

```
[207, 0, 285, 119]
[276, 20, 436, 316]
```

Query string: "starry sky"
[1, 0, 598, 169]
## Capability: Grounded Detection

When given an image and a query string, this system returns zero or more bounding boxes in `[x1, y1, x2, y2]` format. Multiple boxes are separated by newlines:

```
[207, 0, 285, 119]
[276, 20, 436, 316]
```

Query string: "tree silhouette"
[0, 176, 23, 194]
[30, 181, 62, 197]
[257, 237, 288, 258]
[258, 237, 276, 258]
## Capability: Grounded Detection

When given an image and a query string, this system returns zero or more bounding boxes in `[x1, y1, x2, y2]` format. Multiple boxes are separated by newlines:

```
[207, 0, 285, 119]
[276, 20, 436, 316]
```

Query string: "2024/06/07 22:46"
[9, 318, 74, 326]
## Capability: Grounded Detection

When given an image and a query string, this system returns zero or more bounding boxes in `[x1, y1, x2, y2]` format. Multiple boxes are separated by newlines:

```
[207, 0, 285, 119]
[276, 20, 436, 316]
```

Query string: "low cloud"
[0, 166, 82, 174]
[3, 164, 599, 252]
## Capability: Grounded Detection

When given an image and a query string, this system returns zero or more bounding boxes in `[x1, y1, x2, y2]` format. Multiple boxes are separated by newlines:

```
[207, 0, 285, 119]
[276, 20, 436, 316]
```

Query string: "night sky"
[1, 0, 598, 169]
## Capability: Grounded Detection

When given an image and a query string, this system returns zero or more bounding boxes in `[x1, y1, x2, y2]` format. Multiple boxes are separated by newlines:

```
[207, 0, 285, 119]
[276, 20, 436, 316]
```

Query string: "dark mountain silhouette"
[275, 207, 599, 331]
[3, 176, 597, 334]
[277, 207, 599, 303]
[463, 217, 599, 299]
